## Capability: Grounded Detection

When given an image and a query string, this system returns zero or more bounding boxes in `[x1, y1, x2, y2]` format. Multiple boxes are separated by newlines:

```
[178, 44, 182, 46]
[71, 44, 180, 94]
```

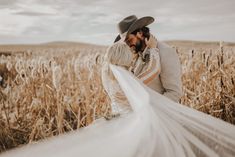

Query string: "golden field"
[0, 40, 234, 152]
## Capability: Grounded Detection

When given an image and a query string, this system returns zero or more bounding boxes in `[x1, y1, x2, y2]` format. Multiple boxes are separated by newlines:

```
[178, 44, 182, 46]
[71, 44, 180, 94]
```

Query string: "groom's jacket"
[133, 41, 182, 103]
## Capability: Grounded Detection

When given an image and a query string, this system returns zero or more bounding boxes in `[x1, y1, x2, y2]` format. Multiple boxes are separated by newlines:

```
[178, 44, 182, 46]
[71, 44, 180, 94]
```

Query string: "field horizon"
[0, 40, 235, 52]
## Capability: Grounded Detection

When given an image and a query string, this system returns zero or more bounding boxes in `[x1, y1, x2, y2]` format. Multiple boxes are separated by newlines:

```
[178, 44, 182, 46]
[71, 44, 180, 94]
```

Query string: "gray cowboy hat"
[114, 15, 154, 42]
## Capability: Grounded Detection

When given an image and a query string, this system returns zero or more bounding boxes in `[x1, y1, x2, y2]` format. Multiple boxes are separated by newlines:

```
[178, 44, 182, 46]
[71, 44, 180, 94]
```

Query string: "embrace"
[102, 15, 182, 117]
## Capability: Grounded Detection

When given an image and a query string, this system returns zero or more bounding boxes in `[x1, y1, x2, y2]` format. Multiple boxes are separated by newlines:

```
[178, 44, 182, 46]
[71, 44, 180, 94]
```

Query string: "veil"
[1, 64, 235, 157]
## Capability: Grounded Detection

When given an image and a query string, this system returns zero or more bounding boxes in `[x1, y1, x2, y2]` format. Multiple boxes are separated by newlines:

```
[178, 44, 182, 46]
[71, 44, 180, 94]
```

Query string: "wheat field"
[0, 41, 234, 153]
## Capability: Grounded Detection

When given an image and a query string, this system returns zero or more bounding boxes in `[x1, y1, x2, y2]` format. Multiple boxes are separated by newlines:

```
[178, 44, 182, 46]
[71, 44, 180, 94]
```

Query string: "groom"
[114, 15, 182, 103]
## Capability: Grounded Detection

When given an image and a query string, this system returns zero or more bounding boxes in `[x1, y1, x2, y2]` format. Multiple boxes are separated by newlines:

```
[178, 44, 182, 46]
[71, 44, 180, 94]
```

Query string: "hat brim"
[114, 16, 154, 43]
[114, 34, 121, 43]
[116, 16, 154, 42]
[127, 16, 154, 36]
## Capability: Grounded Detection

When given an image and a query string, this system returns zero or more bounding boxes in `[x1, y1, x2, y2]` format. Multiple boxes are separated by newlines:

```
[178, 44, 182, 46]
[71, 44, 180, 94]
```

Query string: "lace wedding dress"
[1, 65, 235, 157]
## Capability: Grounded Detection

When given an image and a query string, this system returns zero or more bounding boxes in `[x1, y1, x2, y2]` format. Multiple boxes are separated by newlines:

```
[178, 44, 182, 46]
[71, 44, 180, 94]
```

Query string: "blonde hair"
[104, 42, 132, 67]
[102, 42, 132, 81]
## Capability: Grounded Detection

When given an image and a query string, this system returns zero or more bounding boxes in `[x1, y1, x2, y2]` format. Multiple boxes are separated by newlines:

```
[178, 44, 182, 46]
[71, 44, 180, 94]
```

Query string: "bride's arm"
[137, 48, 161, 84]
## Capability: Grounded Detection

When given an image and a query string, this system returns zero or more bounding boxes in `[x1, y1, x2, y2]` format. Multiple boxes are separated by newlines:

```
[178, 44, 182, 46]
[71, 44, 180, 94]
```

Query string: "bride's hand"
[104, 113, 121, 120]
[145, 34, 157, 49]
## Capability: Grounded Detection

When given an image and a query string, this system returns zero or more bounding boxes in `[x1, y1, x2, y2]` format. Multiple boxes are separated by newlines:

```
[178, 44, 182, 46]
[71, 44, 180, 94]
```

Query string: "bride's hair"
[102, 42, 132, 81]
[104, 42, 132, 67]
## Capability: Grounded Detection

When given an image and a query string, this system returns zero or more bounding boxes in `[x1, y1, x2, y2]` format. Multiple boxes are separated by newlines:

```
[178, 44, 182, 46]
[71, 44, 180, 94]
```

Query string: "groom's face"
[125, 33, 144, 53]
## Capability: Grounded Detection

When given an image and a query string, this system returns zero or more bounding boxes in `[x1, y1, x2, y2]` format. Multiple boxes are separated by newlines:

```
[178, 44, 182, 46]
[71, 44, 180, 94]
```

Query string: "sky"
[0, 0, 235, 45]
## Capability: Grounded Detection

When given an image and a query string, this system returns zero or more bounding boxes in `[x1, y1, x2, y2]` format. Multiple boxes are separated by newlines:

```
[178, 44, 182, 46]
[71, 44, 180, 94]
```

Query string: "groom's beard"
[135, 39, 145, 53]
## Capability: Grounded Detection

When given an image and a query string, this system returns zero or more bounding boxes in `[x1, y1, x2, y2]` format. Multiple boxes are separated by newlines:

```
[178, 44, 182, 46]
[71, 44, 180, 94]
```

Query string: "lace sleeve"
[137, 48, 161, 84]
[102, 64, 132, 115]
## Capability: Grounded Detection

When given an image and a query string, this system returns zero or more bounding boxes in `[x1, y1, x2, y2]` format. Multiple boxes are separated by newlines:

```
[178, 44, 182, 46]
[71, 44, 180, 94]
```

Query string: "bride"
[2, 42, 235, 157]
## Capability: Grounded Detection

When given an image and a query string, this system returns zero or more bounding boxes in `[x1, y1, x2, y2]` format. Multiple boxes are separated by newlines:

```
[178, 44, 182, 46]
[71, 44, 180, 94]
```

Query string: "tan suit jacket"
[133, 41, 182, 102]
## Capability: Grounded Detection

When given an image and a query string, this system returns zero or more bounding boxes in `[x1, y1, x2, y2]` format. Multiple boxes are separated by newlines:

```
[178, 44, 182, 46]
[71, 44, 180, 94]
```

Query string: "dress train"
[1, 65, 235, 157]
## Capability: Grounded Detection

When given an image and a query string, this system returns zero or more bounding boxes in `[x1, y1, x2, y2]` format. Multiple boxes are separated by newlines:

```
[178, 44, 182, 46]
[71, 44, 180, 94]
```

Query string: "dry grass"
[0, 41, 234, 153]
[0, 47, 110, 152]
[178, 42, 235, 124]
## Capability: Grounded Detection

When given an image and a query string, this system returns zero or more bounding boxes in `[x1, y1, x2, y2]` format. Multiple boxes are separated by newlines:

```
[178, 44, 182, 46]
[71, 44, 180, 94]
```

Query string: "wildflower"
[6, 61, 13, 71]
[52, 65, 62, 90]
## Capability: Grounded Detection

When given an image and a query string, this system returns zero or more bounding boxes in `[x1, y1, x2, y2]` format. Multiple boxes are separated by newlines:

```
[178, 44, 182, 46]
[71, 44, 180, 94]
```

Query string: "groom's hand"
[145, 34, 157, 49]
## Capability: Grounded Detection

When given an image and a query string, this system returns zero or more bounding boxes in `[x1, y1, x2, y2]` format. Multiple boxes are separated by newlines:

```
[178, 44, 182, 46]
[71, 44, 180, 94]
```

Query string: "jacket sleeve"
[159, 43, 183, 103]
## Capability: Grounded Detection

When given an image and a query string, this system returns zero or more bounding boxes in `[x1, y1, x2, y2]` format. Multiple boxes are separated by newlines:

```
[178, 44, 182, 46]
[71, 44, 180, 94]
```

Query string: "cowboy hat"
[114, 15, 154, 42]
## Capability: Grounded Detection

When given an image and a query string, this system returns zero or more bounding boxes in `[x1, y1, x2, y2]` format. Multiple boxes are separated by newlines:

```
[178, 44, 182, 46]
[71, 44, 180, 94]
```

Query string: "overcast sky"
[0, 0, 235, 45]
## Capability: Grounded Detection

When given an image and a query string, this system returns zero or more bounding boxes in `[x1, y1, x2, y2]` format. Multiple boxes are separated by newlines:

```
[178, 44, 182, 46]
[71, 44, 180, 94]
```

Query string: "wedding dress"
[1, 65, 235, 157]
